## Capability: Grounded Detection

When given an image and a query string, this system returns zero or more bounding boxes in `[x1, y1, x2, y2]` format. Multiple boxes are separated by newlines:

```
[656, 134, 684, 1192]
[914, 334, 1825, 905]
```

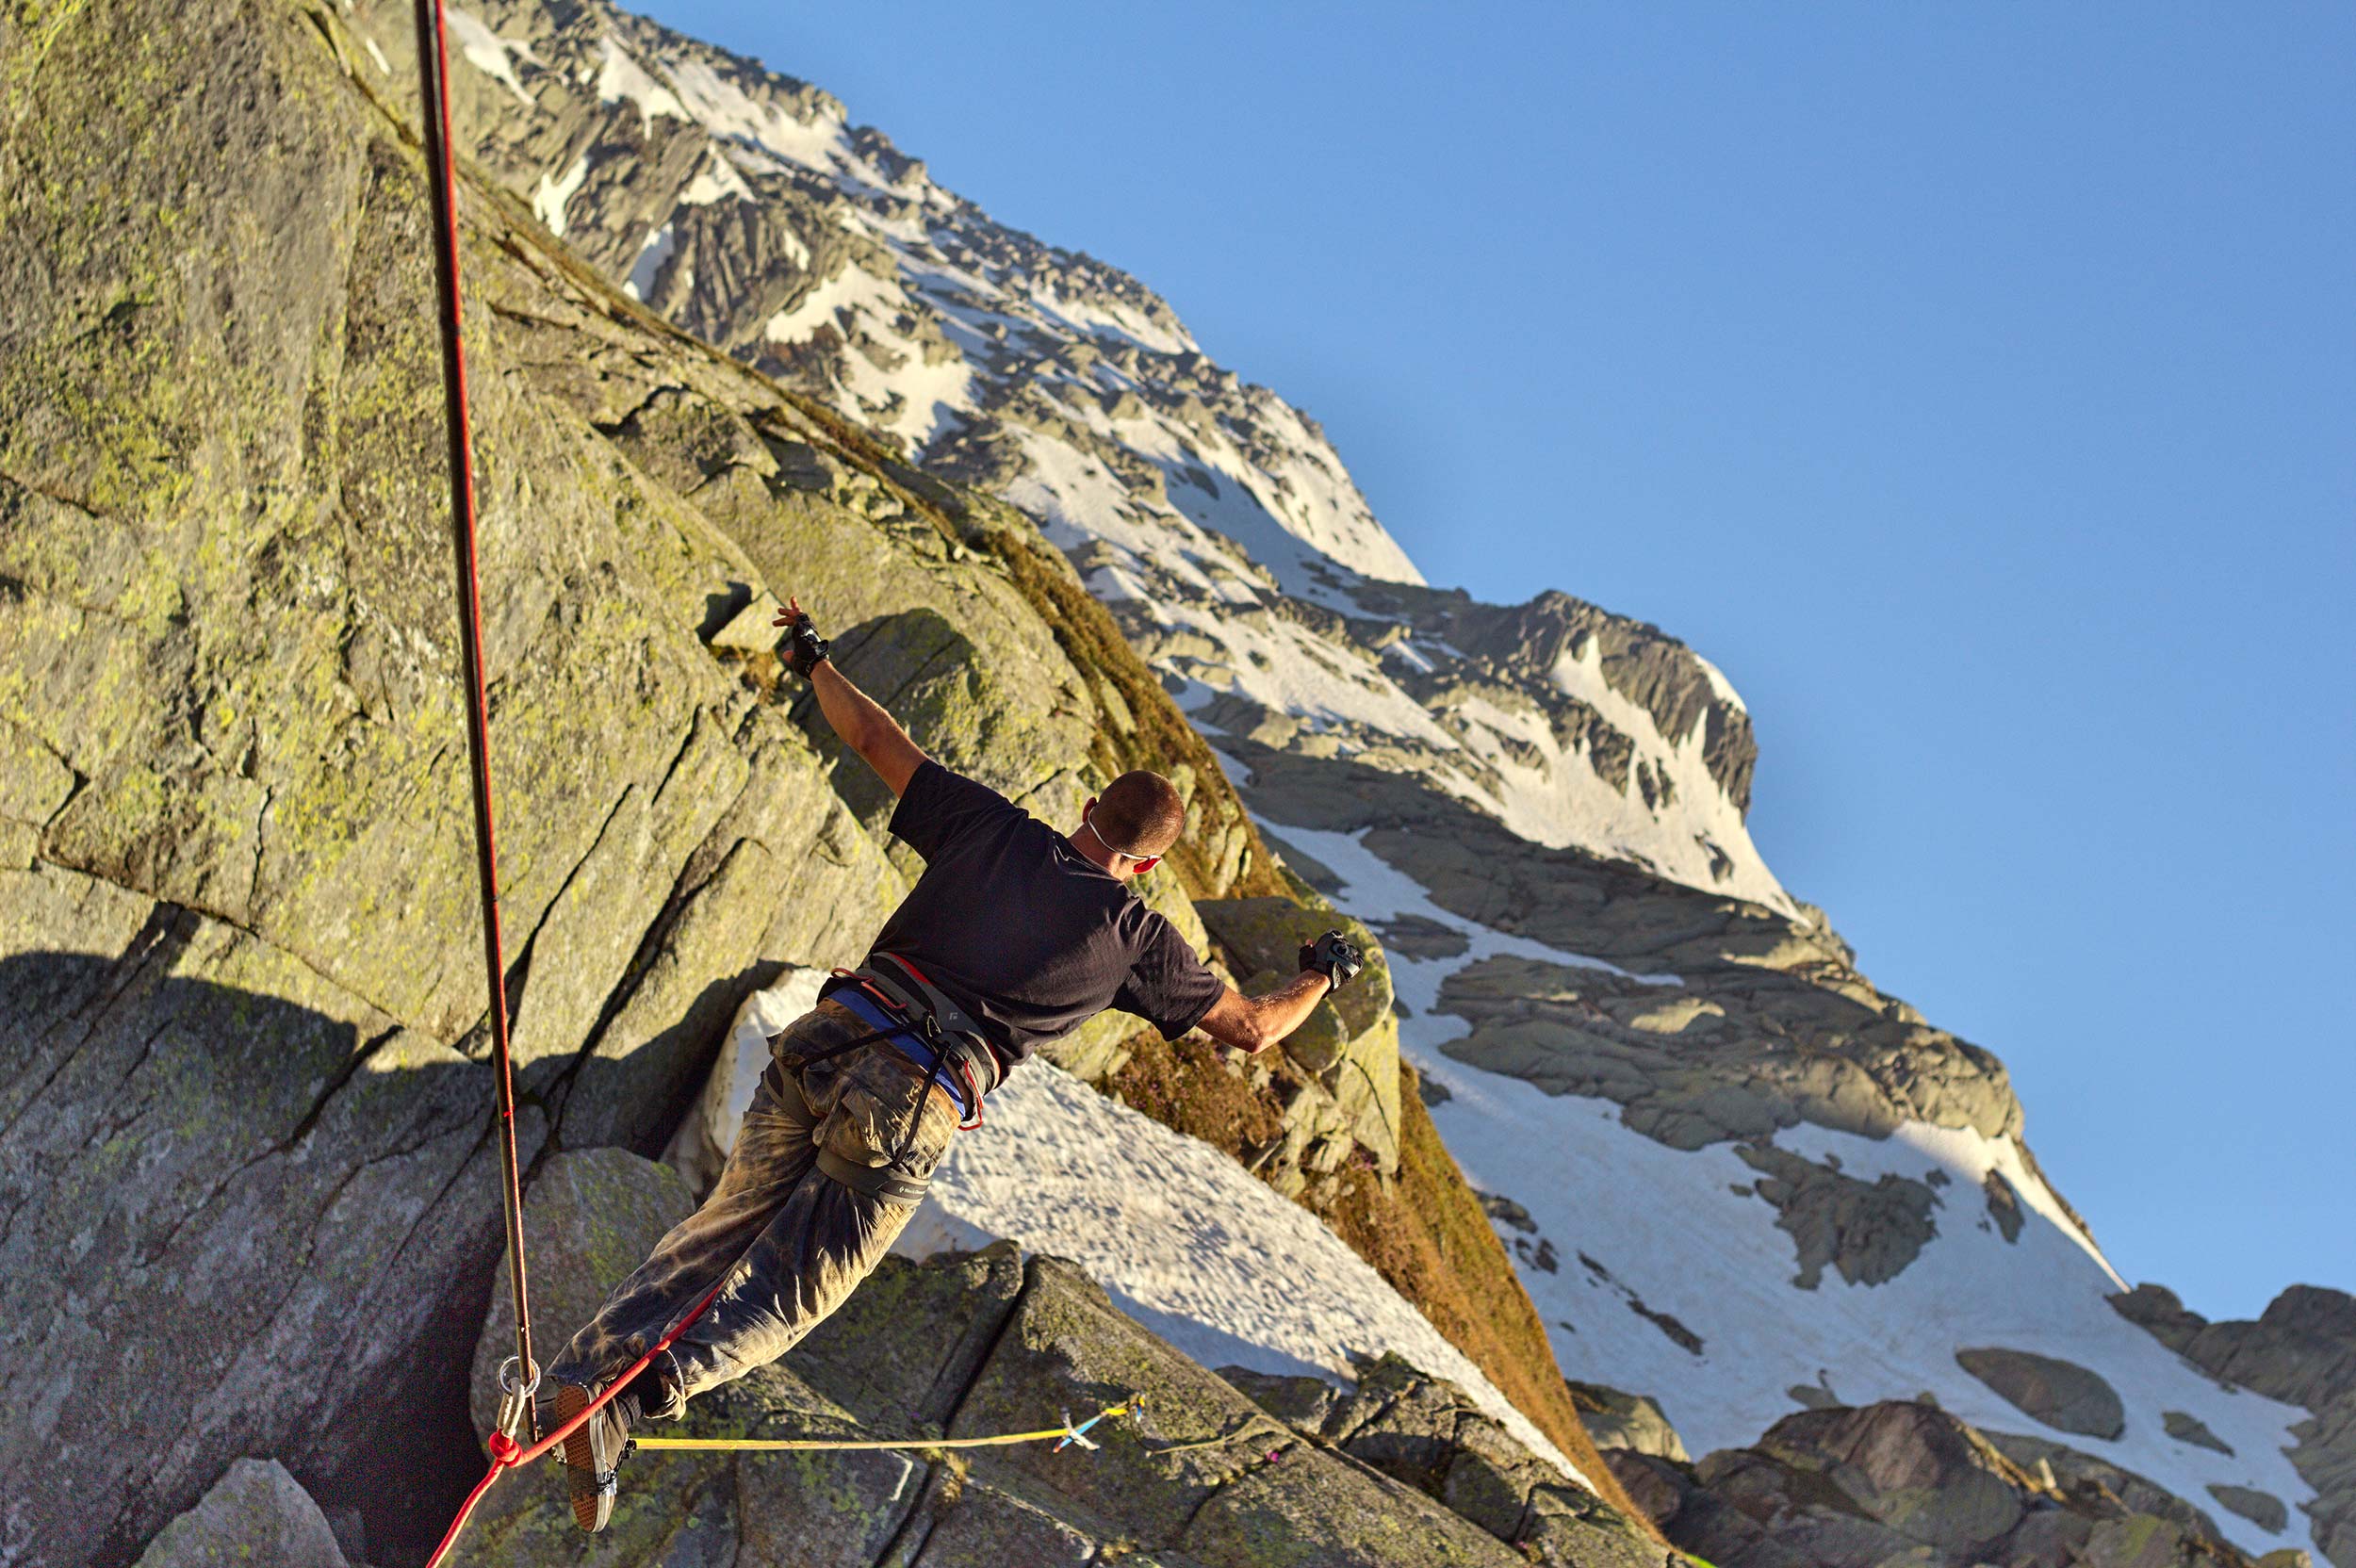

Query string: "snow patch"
[898, 1059, 1592, 1490]
[679, 147, 756, 209]
[443, 5, 534, 106]
[1693, 653, 1747, 713]
[1265, 822, 1681, 989]
[532, 153, 590, 238]
[763, 263, 900, 343]
[623, 224, 676, 302]
[661, 53, 892, 189]
[597, 34, 689, 131]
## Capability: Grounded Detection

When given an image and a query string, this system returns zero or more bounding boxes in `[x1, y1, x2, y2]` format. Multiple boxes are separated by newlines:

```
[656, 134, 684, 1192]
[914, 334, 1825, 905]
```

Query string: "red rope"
[421, 1279, 730, 1567]
[409, 0, 536, 1428]
[405, 0, 558, 1558]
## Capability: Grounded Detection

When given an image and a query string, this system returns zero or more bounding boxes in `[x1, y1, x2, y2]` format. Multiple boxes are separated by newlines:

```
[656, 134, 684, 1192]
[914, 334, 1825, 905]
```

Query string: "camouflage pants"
[548, 998, 960, 1416]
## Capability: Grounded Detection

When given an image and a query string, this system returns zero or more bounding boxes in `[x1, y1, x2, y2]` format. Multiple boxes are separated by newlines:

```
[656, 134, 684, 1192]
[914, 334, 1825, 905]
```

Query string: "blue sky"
[645, 1, 2354, 1320]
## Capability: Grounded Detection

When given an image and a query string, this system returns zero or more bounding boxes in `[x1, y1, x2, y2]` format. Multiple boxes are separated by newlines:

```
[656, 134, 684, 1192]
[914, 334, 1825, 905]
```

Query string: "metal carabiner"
[494, 1354, 541, 1443]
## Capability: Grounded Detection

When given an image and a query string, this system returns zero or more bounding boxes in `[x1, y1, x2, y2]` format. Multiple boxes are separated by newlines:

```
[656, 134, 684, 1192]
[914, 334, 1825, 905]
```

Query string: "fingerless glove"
[784, 611, 830, 678]
[1299, 929, 1365, 990]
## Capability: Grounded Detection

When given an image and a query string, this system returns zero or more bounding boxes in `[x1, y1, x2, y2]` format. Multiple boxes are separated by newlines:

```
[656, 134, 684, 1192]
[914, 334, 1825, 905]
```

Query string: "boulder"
[1978, 1429, 2248, 1561]
[132, 1459, 351, 1568]
[1373, 911, 1473, 961]
[1957, 1348, 2128, 1441]
[2166, 1411, 2235, 1456]
[1312, 1355, 1663, 1568]
[1193, 894, 1401, 1172]
[1738, 1142, 1940, 1289]
[1628, 1399, 2280, 1568]
[1222, 1365, 1342, 1432]
[1567, 1380, 1691, 1462]
[2111, 1284, 2211, 1357]
[2208, 1487, 2292, 1537]
[1194, 895, 1395, 1046]
[1752, 1401, 2028, 1557]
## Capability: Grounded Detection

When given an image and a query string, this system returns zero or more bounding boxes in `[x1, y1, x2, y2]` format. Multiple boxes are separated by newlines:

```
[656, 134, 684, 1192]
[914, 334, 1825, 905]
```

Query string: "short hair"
[1093, 770, 1186, 858]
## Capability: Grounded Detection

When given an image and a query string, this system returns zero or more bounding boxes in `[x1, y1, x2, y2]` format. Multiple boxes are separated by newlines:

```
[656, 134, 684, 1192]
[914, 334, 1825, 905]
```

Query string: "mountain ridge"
[345, 0, 1782, 910]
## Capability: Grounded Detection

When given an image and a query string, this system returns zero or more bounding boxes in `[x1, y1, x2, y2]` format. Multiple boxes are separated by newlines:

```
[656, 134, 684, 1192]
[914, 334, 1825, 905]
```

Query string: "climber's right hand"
[1299, 929, 1365, 991]
[773, 595, 830, 678]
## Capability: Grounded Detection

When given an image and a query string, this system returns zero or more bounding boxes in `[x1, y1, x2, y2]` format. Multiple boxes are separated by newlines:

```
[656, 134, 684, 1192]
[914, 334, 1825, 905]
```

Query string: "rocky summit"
[3, 1, 2346, 1566]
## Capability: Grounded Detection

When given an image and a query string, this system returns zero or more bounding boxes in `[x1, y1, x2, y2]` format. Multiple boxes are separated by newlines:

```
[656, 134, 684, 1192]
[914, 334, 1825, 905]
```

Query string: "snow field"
[1446, 675, 1789, 914]
[671, 978, 1590, 1491]
[623, 224, 675, 302]
[1279, 823, 2321, 1563]
[898, 1058, 1591, 1490]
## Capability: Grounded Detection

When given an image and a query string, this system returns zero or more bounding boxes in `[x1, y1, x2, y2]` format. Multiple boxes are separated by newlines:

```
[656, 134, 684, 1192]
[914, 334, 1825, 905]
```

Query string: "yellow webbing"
[631, 1400, 1136, 1453]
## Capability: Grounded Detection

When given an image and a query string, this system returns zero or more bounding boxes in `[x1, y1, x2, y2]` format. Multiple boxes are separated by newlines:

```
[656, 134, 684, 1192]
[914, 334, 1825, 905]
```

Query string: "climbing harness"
[824, 953, 1001, 1129]
[401, 6, 1113, 1558]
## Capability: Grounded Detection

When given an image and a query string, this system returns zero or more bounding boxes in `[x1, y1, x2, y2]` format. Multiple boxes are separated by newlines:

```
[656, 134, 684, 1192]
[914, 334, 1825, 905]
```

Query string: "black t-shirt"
[867, 760, 1225, 1066]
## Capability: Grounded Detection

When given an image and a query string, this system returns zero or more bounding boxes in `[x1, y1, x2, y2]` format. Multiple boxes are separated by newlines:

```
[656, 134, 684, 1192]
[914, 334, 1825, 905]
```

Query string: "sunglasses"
[1082, 817, 1160, 874]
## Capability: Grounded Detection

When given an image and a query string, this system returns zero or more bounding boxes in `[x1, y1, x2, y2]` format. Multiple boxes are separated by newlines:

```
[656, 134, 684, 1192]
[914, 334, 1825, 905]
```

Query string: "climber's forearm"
[808, 659, 925, 796]
[1198, 970, 1333, 1054]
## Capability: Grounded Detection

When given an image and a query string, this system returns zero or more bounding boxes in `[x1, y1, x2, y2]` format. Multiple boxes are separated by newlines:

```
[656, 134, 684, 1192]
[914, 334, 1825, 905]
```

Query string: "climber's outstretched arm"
[777, 596, 927, 797]
[1196, 972, 1333, 1055]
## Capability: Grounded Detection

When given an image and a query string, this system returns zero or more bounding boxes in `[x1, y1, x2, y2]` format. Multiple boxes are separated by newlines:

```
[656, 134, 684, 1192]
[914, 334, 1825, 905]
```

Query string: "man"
[544, 596, 1364, 1530]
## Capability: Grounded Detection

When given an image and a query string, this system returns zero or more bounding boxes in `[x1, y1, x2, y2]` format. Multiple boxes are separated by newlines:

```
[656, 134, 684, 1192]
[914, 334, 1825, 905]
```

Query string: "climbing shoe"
[551, 1379, 637, 1532]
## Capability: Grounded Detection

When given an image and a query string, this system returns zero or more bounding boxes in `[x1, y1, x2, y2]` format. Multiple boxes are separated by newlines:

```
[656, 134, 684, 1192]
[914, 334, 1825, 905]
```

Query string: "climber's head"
[1075, 770, 1186, 878]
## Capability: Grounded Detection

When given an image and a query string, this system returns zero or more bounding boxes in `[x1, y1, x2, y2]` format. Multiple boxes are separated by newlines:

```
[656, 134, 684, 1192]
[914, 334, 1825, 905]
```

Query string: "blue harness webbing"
[831, 985, 973, 1107]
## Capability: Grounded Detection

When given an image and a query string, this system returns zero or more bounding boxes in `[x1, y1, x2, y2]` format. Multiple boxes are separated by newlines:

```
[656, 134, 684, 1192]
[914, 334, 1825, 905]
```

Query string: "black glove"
[1299, 929, 1364, 990]
[783, 610, 830, 678]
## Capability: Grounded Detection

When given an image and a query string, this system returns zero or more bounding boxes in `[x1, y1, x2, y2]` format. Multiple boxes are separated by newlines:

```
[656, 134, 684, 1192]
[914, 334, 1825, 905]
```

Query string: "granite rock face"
[2111, 1284, 2356, 1567]
[1612, 1400, 2270, 1568]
